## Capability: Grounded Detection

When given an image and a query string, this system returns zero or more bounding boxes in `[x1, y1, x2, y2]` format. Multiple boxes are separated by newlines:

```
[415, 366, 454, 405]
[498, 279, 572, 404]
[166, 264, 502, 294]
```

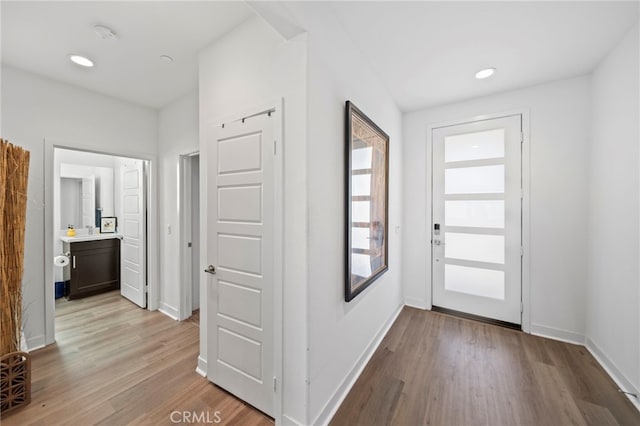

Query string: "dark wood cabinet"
[64, 238, 120, 299]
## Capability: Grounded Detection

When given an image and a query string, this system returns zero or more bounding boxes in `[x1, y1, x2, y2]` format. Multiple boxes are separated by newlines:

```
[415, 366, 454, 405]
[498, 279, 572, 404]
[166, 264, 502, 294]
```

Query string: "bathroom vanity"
[61, 234, 121, 299]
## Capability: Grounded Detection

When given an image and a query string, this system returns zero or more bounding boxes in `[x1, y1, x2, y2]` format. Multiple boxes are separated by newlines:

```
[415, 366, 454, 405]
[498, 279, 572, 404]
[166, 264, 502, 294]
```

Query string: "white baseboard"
[281, 414, 305, 426]
[26, 334, 46, 352]
[311, 303, 404, 426]
[158, 302, 179, 321]
[404, 297, 428, 310]
[196, 355, 207, 377]
[530, 323, 585, 345]
[585, 337, 640, 411]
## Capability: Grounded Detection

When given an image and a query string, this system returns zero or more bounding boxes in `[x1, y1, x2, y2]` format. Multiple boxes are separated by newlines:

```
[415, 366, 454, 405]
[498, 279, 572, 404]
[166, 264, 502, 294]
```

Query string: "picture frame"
[345, 101, 389, 302]
[100, 217, 117, 234]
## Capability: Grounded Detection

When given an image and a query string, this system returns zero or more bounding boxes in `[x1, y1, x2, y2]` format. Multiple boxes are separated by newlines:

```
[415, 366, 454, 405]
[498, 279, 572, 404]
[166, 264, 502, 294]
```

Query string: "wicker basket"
[0, 351, 31, 415]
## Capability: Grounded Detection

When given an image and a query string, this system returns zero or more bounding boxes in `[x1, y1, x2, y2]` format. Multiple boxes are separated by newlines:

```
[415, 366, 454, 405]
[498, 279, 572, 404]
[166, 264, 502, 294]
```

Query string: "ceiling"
[326, 1, 639, 111]
[2, 2, 638, 112]
[1, 1, 254, 109]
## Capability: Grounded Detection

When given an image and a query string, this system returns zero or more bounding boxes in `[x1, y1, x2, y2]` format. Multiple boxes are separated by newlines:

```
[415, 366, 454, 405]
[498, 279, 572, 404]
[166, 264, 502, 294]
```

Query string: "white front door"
[120, 159, 147, 308]
[432, 115, 522, 324]
[206, 114, 275, 416]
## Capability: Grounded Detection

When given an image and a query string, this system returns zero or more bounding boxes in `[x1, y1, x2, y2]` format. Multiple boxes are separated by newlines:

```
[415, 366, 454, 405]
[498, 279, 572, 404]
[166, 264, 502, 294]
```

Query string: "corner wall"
[402, 75, 591, 342]
[586, 24, 640, 397]
[157, 91, 199, 319]
[0, 65, 158, 349]
[282, 3, 405, 424]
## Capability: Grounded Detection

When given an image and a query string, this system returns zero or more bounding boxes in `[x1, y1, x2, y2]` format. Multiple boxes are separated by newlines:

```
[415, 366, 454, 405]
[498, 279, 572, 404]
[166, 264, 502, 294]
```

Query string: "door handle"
[204, 265, 216, 275]
[72, 255, 76, 269]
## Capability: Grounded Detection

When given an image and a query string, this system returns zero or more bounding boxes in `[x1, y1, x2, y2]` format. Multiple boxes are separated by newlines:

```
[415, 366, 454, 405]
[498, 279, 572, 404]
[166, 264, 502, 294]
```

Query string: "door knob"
[204, 265, 216, 275]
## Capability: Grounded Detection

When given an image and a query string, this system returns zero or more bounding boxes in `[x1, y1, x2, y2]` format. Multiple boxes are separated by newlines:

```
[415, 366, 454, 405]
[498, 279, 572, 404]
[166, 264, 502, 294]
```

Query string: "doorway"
[180, 153, 201, 321]
[431, 115, 523, 325]
[47, 145, 155, 343]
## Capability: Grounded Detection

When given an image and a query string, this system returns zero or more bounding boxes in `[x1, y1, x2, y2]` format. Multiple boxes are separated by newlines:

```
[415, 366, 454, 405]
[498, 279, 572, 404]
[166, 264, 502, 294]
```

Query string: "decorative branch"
[0, 139, 31, 356]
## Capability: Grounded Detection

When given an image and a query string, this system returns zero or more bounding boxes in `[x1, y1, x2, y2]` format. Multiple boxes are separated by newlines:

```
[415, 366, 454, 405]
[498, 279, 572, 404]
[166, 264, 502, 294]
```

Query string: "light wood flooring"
[331, 307, 640, 426]
[1, 291, 272, 426]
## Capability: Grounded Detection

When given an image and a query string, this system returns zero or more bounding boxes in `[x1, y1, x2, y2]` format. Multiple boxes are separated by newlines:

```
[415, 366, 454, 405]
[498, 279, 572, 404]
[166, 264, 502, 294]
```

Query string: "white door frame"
[201, 98, 284, 422]
[179, 151, 200, 321]
[425, 109, 531, 333]
[44, 140, 159, 345]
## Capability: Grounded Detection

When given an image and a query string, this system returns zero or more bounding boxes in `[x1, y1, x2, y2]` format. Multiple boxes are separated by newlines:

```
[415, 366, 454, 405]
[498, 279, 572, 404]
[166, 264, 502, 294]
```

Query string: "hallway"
[332, 307, 640, 425]
[2, 292, 271, 425]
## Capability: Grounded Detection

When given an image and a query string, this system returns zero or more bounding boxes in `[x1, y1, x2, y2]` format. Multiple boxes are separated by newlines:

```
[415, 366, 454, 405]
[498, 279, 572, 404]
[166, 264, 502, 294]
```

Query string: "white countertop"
[60, 233, 123, 243]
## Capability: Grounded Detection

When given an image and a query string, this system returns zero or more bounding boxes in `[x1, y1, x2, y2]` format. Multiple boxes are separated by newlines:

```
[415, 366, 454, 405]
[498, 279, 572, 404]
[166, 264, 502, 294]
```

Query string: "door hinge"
[274, 140, 276, 155]
[521, 302, 524, 313]
[520, 131, 524, 144]
[521, 188, 524, 199]
[520, 246, 524, 257]
[273, 377, 277, 392]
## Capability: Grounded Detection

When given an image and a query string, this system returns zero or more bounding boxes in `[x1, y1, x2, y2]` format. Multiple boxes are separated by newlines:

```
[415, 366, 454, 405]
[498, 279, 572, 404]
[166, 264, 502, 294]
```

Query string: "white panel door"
[120, 159, 147, 308]
[81, 176, 95, 228]
[432, 115, 522, 324]
[207, 115, 275, 416]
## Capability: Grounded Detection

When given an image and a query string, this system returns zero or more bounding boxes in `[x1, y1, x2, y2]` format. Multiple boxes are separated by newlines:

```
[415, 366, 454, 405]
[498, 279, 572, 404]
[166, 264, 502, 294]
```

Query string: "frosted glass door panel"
[445, 129, 504, 163]
[352, 253, 372, 277]
[445, 232, 505, 264]
[445, 200, 504, 228]
[351, 201, 370, 222]
[352, 227, 370, 250]
[445, 165, 504, 194]
[352, 147, 372, 170]
[445, 264, 505, 300]
[352, 174, 371, 196]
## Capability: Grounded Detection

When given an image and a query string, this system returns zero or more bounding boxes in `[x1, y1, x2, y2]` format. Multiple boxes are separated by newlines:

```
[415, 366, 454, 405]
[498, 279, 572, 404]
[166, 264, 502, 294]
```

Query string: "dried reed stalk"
[0, 139, 30, 356]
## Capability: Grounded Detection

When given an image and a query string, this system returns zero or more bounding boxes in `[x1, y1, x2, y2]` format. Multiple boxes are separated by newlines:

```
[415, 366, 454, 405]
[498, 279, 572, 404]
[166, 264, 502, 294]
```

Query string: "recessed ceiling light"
[160, 55, 174, 63]
[475, 68, 496, 79]
[94, 25, 118, 40]
[69, 55, 94, 68]
[471, 145, 480, 149]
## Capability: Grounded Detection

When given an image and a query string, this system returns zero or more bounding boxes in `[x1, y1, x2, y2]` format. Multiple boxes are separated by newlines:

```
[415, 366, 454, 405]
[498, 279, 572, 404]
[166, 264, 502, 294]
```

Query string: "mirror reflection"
[347, 107, 388, 296]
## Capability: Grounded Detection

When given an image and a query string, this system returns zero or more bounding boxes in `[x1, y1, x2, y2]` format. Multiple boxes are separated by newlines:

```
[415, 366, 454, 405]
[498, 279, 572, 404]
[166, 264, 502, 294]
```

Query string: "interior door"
[120, 159, 147, 308]
[206, 114, 275, 416]
[432, 115, 522, 324]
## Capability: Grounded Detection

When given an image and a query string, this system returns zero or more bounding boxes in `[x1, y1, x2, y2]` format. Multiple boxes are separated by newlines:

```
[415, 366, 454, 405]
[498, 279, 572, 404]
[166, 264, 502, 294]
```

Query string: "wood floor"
[4, 297, 639, 425]
[331, 307, 640, 426]
[1, 291, 272, 426]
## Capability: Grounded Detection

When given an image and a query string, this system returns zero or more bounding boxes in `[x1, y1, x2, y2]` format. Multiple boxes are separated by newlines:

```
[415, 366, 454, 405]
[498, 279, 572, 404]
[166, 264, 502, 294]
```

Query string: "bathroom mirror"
[59, 163, 114, 231]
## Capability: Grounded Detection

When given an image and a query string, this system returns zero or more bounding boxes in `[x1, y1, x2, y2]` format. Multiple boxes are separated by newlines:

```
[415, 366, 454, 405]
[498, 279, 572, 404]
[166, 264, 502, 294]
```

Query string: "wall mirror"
[345, 101, 389, 302]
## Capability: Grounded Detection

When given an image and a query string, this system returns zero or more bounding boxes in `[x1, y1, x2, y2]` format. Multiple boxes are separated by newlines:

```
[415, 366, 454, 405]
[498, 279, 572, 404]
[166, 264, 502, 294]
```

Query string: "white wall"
[403, 75, 591, 342]
[281, 3, 405, 424]
[1, 65, 157, 349]
[198, 16, 308, 424]
[586, 24, 640, 396]
[157, 91, 199, 319]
